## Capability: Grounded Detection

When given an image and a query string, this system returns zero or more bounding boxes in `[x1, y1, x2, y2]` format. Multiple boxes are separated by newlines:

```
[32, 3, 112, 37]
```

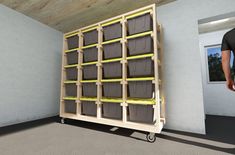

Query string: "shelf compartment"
[103, 61, 122, 79]
[82, 82, 97, 97]
[66, 51, 78, 65]
[126, 53, 153, 60]
[66, 35, 79, 50]
[83, 29, 98, 46]
[103, 42, 122, 60]
[103, 22, 122, 41]
[65, 83, 77, 97]
[103, 82, 122, 98]
[82, 65, 97, 80]
[127, 57, 154, 78]
[81, 101, 97, 117]
[64, 100, 77, 114]
[102, 102, 122, 120]
[83, 46, 98, 63]
[127, 35, 153, 56]
[128, 80, 154, 99]
[128, 104, 154, 124]
[127, 98, 155, 105]
[65, 67, 77, 80]
[127, 13, 153, 35]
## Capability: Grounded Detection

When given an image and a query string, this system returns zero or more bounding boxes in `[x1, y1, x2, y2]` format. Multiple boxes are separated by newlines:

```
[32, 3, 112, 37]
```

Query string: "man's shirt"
[221, 28, 235, 70]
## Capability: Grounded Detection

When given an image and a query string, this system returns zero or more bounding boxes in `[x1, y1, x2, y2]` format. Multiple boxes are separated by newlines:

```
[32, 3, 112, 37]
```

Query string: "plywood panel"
[0, 0, 174, 32]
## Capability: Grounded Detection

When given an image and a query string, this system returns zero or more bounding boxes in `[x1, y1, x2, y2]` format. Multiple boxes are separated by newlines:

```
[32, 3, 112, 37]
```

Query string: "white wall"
[157, 0, 235, 134]
[199, 29, 235, 117]
[0, 5, 63, 127]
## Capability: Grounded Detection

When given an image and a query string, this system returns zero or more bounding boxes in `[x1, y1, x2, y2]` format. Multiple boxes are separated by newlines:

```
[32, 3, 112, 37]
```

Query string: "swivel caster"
[61, 118, 65, 124]
[146, 133, 156, 143]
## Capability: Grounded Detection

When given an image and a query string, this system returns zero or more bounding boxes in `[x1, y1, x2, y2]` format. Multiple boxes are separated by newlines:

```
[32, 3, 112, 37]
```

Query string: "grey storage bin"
[102, 102, 122, 120]
[128, 58, 154, 77]
[66, 51, 78, 65]
[103, 62, 122, 78]
[103, 23, 122, 41]
[83, 47, 98, 63]
[128, 104, 153, 123]
[82, 101, 97, 116]
[128, 81, 153, 98]
[103, 82, 122, 98]
[103, 42, 122, 60]
[82, 83, 97, 97]
[64, 100, 76, 114]
[66, 67, 77, 80]
[67, 35, 79, 50]
[128, 36, 153, 56]
[84, 30, 98, 46]
[127, 14, 152, 35]
[65, 84, 77, 97]
[83, 65, 97, 80]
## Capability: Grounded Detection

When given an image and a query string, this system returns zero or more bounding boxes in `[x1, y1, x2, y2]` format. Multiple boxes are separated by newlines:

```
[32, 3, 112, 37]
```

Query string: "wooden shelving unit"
[60, 4, 165, 142]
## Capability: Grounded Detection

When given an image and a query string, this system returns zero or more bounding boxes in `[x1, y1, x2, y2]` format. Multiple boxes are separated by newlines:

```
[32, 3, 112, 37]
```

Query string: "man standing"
[221, 28, 235, 91]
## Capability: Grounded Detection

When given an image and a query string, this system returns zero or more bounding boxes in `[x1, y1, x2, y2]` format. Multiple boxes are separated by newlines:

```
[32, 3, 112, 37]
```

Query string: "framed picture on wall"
[205, 44, 234, 83]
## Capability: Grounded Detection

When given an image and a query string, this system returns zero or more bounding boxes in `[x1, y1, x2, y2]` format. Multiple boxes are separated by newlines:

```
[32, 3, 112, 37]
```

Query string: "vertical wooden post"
[121, 16, 128, 123]
[77, 31, 83, 115]
[97, 24, 102, 119]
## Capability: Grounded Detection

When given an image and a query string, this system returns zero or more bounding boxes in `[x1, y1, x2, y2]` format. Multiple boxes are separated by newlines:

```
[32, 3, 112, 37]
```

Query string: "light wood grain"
[1, 0, 174, 32]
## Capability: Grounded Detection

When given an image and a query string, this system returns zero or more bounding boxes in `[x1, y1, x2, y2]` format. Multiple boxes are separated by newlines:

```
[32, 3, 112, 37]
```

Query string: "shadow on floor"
[0, 115, 234, 154]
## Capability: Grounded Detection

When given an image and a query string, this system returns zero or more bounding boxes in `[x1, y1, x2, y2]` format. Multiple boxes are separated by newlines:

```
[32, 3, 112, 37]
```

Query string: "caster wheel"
[146, 133, 156, 143]
[61, 118, 65, 124]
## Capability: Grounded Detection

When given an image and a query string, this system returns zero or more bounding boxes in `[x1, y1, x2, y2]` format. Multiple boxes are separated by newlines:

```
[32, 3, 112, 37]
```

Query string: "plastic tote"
[67, 35, 79, 50]
[128, 81, 154, 98]
[103, 62, 122, 79]
[102, 102, 122, 120]
[81, 101, 97, 116]
[103, 42, 122, 60]
[102, 82, 122, 98]
[128, 58, 154, 77]
[82, 83, 97, 97]
[128, 35, 153, 56]
[65, 84, 77, 97]
[128, 104, 153, 123]
[66, 67, 77, 80]
[66, 51, 78, 65]
[83, 47, 98, 63]
[103, 23, 122, 41]
[83, 65, 97, 80]
[127, 13, 152, 35]
[84, 30, 98, 46]
[64, 100, 76, 114]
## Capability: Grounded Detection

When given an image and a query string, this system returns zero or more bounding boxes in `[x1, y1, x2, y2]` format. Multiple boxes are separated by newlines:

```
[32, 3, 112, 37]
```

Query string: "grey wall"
[0, 5, 63, 127]
[199, 29, 235, 117]
[157, 0, 235, 134]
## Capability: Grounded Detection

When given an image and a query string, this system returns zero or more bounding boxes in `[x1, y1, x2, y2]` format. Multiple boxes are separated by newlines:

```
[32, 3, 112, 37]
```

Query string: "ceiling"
[0, 0, 174, 33]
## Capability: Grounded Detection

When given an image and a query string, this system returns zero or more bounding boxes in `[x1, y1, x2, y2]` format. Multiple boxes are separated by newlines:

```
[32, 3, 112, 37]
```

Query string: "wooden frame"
[60, 4, 165, 135]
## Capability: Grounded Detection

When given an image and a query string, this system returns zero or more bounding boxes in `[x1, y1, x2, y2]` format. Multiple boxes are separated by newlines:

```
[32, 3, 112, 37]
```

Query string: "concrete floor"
[0, 115, 235, 155]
